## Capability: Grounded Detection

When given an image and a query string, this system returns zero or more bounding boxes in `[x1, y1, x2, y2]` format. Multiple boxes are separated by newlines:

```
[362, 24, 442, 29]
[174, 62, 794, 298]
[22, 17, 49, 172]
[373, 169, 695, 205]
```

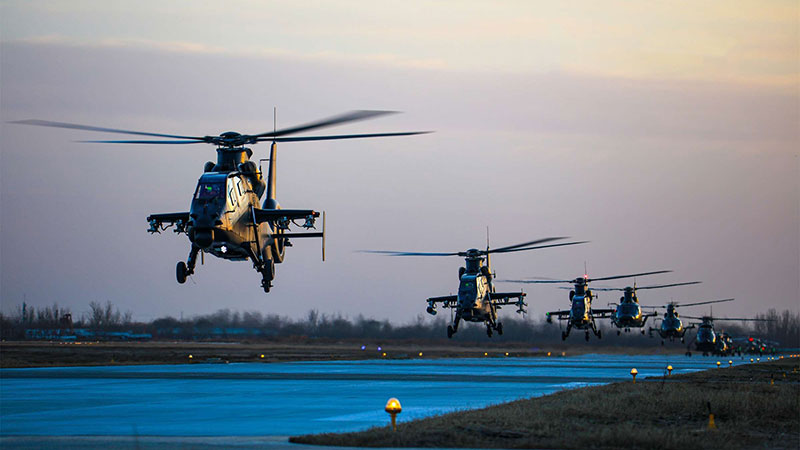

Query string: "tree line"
[1, 302, 798, 347]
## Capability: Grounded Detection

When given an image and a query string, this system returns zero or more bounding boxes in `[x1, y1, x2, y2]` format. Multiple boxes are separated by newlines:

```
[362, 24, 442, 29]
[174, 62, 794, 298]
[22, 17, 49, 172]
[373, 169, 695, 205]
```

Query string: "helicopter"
[683, 315, 771, 356]
[364, 237, 586, 338]
[504, 270, 674, 341]
[13, 111, 428, 292]
[646, 298, 734, 344]
[594, 281, 702, 335]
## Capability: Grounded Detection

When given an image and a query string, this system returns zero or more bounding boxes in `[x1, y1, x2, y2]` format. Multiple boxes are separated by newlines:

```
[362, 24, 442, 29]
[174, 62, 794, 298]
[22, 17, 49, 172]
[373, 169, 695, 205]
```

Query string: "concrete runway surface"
[1, 354, 738, 448]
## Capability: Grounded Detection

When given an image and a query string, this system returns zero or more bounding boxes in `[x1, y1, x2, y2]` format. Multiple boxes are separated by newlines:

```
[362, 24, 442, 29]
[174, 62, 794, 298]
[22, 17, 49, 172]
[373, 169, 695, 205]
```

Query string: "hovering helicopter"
[734, 336, 779, 356]
[684, 315, 771, 356]
[594, 281, 702, 335]
[364, 237, 586, 338]
[504, 270, 673, 341]
[647, 298, 734, 344]
[13, 111, 428, 292]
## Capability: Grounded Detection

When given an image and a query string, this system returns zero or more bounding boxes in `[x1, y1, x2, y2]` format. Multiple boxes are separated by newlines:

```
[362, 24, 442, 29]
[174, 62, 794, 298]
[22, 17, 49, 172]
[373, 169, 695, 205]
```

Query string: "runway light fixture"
[561, 351, 566, 357]
[188, 354, 193, 359]
[667, 365, 673, 376]
[418, 352, 423, 357]
[547, 352, 551, 357]
[630, 368, 638, 383]
[385, 397, 402, 431]
[484, 352, 488, 356]
[361, 345, 366, 351]
[505, 352, 509, 357]
[716, 361, 721, 368]
[260, 354, 265, 359]
[728, 360, 732, 367]
[382, 352, 387, 357]
[750, 358, 754, 363]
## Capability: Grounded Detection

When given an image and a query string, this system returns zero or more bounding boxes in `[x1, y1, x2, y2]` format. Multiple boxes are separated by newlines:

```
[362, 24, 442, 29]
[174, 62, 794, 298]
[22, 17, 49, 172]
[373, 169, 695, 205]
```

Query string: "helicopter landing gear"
[486, 324, 493, 337]
[562, 331, 568, 341]
[176, 261, 188, 284]
[686, 351, 692, 357]
[661, 340, 665, 346]
[585, 331, 590, 341]
[259, 259, 275, 293]
[177, 245, 200, 284]
[597, 329, 602, 339]
[496, 322, 503, 335]
[447, 315, 461, 339]
[617, 330, 621, 336]
[447, 325, 455, 338]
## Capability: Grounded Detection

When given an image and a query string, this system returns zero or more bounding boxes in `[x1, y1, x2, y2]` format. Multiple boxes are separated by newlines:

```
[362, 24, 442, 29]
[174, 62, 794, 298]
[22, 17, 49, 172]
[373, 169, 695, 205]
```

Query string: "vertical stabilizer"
[264, 141, 278, 208]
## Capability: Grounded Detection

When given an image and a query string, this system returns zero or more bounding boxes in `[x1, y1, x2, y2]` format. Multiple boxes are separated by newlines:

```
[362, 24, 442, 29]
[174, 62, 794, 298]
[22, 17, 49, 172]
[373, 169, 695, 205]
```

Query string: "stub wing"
[147, 212, 190, 223]
[590, 308, 616, 318]
[146, 212, 190, 233]
[546, 310, 571, 319]
[427, 295, 458, 305]
[490, 292, 527, 313]
[252, 208, 319, 224]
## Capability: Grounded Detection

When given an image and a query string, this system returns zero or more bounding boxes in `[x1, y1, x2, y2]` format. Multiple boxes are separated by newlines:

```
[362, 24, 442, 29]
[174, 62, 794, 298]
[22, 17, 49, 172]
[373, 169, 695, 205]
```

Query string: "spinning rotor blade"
[10, 119, 204, 140]
[634, 281, 702, 290]
[253, 110, 397, 138]
[501, 279, 574, 284]
[80, 140, 204, 144]
[497, 241, 589, 254]
[486, 237, 568, 254]
[676, 298, 735, 307]
[592, 281, 702, 291]
[682, 316, 770, 322]
[360, 250, 461, 257]
[266, 131, 431, 142]
[588, 270, 672, 282]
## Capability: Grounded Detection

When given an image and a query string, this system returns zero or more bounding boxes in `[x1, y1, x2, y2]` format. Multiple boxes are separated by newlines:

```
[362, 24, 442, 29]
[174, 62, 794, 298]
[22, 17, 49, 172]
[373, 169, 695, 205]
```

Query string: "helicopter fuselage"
[189, 172, 273, 262]
[456, 273, 495, 322]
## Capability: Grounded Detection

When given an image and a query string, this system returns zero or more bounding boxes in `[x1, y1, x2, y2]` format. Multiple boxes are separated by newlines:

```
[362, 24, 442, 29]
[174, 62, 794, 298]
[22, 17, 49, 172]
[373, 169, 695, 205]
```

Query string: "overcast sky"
[1, 1, 798, 324]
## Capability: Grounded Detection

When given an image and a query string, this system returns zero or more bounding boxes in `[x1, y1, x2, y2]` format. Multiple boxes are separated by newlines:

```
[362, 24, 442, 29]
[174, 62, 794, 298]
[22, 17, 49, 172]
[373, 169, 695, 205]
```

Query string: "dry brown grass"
[290, 358, 800, 450]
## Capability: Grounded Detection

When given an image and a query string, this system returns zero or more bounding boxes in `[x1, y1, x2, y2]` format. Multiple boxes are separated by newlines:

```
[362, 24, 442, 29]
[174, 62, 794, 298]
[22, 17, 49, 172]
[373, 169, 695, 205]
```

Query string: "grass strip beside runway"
[290, 358, 800, 450]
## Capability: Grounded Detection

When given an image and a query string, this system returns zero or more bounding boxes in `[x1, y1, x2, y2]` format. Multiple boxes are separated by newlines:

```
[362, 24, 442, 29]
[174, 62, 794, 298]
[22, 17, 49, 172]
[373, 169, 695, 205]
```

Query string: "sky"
[1, 1, 798, 324]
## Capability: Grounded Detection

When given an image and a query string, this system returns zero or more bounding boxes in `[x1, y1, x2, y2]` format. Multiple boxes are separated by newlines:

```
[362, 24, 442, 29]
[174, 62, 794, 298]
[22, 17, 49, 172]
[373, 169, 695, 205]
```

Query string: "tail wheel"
[176, 261, 188, 284]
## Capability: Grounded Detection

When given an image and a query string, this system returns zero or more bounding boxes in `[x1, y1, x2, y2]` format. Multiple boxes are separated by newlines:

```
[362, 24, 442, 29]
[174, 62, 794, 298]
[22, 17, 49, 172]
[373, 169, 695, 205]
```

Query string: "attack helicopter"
[14, 111, 428, 292]
[594, 281, 702, 335]
[504, 270, 673, 341]
[646, 298, 734, 344]
[683, 315, 771, 356]
[364, 237, 586, 338]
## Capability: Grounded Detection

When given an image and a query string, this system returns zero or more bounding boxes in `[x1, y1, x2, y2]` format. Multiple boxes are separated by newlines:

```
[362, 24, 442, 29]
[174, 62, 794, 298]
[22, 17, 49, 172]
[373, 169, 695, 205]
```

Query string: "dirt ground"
[291, 357, 800, 450]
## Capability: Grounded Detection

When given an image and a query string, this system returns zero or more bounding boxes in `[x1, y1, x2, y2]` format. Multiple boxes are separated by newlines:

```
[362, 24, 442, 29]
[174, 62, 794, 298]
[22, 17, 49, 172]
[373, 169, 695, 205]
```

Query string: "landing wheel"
[585, 331, 590, 341]
[661, 340, 665, 346]
[597, 329, 602, 339]
[680, 338, 685, 343]
[486, 325, 493, 338]
[561, 331, 567, 341]
[686, 351, 692, 357]
[176, 261, 188, 284]
[617, 330, 621, 336]
[641, 329, 645, 335]
[261, 280, 271, 293]
[496, 322, 503, 335]
[447, 325, 455, 339]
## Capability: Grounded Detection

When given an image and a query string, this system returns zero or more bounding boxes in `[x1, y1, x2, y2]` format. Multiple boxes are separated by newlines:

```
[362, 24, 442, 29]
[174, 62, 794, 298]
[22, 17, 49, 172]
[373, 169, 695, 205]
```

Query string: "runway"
[1, 354, 736, 443]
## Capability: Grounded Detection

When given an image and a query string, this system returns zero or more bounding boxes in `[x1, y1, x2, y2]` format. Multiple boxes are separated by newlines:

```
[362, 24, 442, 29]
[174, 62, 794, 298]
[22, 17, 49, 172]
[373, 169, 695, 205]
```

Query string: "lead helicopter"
[646, 298, 734, 344]
[13, 111, 428, 292]
[594, 281, 702, 335]
[683, 314, 771, 356]
[364, 236, 586, 338]
[503, 270, 673, 341]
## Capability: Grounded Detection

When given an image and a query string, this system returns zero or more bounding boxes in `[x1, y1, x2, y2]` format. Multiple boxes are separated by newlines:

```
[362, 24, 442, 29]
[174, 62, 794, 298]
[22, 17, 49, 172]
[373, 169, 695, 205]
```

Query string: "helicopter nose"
[193, 229, 214, 249]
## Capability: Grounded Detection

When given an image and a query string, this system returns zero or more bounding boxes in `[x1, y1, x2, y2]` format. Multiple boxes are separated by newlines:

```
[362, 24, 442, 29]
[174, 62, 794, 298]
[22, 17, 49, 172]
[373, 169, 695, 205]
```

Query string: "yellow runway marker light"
[716, 361, 721, 368]
[630, 368, 638, 384]
[667, 365, 673, 376]
[385, 398, 402, 431]
[728, 360, 733, 367]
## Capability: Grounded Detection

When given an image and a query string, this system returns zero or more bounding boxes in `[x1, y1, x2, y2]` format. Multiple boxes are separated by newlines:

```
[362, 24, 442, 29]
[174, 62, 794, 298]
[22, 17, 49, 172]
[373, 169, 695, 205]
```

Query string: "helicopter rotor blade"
[633, 281, 702, 290]
[10, 119, 205, 141]
[675, 298, 735, 307]
[252, 110, 397, 138]
[359, 250, 461, 257]
[500, 279, 575, 284]
[265, 131, 431, 142]
[490, 240, 589, 254]
[587, 270, 672, 282]
[78, 140, 205, 144]
[484, 237, 567, 254]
